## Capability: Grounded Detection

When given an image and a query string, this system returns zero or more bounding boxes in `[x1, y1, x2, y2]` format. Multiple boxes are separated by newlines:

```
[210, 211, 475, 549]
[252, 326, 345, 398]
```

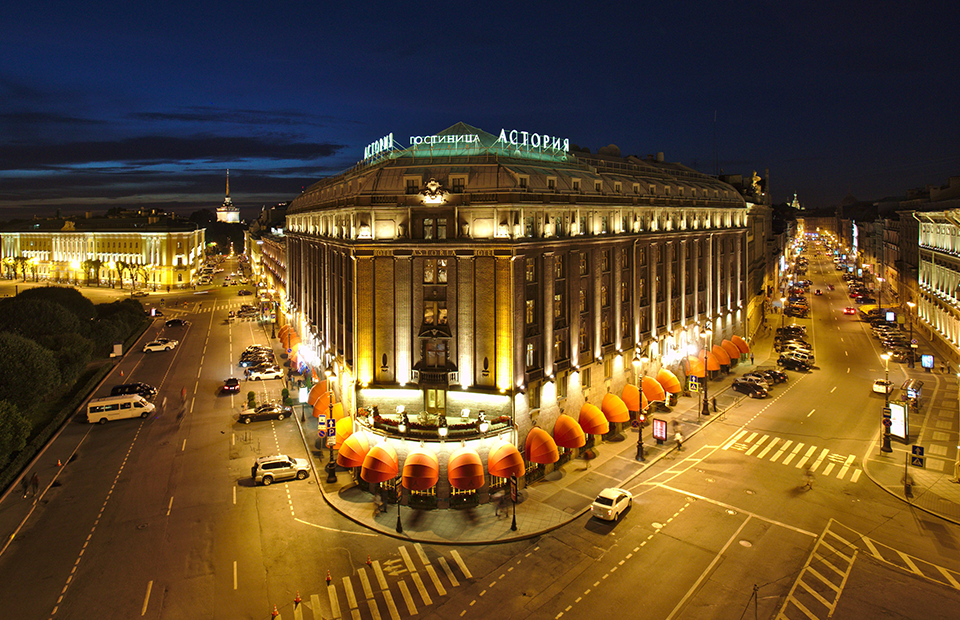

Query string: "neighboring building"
[916, 202, 960, 362]
[284, 123, 751, 507]
[217, 170, 241, 223]
[0, 214, 205, 289]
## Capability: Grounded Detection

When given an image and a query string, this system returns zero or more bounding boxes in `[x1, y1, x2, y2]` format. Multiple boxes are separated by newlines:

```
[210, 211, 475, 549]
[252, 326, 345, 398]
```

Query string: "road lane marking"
[382, 589, 401, 620]
[438, 557, 459, 587]
[425, 565, 446, 596]
[771, 440, 793, 462]
[830, 387, 837, 393]
[851, 469, 862, 483]
[233, 561, 237, 589]
[723, 430, 748, 450]
[400, 546, 416, 573]
[141, 580, 153, 616]
[327, 583, 341, 619]
[795, 445, 818, 469]
[807, 409, 816, 417]
[783, 443, 804, 466]
[838, 455, 855, 479]
[233, 486, 236, 505]
[809, 448, 830, 471]
[451, 550, 472, 579]
[745, 435, 768, 456]
[412, 572, 432, 605]
[373, 560, 388, 589]
[757, 438, 779, 459]
[359, 567, 374, 599]
[166, 496, 174, 516]
[343, 576, 358, 609]
[398, 580, 418, 615]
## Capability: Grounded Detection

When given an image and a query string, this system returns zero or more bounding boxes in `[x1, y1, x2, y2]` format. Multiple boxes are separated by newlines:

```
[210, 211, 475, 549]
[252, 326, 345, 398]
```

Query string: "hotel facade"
[285, 123, 750, 505]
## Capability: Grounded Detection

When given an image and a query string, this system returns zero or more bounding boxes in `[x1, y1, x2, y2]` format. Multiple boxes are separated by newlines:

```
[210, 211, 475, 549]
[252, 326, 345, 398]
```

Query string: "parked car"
[221, 377, 241, 394]
[246, 364, 283, 381]
[732, 378, 768, 398]
[143, 338, 178, 352]
[741, 373, 771, 390]
[251, 454, 310, 485]
[244, 344, 272, 353]
[238, 289, 252, 296]
[239, 353, 275, 368]
[777, 325, 807, 337]
[239, 402, 293, 424]
[110, 382, 158, 399]
[165, 318, 190, 327]
[888, 349, 918, 363]
[778, 355, 809, 371]
[872, 379, 895, 395]
[855, 297, 876, 305]
[591, 488, 633, 521]
[758, 369, 787, 384]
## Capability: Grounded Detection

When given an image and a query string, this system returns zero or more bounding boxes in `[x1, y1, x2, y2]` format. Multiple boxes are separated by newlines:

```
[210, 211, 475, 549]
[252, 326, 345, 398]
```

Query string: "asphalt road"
[3, 248, 960, 619]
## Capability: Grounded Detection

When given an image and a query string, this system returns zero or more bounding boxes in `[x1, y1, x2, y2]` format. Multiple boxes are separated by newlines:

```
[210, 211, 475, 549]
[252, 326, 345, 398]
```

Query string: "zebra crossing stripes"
[274, 545, 471, 620]
[723, 433, 861, 482]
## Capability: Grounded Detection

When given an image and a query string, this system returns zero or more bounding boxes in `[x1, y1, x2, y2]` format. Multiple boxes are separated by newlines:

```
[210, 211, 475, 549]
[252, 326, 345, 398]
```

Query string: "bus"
[87, 394, 156, 424]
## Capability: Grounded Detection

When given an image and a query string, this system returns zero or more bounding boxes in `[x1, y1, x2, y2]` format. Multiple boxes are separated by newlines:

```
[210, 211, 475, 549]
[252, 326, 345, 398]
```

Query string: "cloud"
[0, 135, 346, 170]
[129, 106, 334, 128]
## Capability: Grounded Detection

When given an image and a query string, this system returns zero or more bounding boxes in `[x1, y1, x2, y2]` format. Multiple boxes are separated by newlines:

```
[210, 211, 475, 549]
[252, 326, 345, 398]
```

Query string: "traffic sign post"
[688, 376, 700, 393]
[318, 414, 327, 438]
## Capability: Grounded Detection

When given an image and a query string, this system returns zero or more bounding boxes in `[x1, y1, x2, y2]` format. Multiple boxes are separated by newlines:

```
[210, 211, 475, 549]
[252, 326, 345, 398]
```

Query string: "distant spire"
[226, 169, 230, 199]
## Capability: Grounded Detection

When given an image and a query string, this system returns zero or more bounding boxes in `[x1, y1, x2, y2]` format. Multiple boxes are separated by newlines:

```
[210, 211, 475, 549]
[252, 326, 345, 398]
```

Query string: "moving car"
[251, 454, 311, 485]
[247, 364, 283, 381]
[132, 290, 148, 298]
[591, 488, 633, 521]
[732, 378, 768, 398]
[165, 318, 190, 327]
[110, 382, 158, 399]
[843, 307, 857, 315]
[239, 402, 293, 424]
[872, 379, 894, 395]
[237, 289, 252, 296]
[887, 349, 917, 363]
[221, 377, 241, 394]
[143, 338, 178, 352]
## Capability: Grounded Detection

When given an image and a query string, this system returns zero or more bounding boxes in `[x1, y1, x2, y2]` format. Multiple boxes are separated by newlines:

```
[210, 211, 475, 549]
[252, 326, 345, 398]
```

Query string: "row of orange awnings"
[685, 337, 749, 377]
[306, 380, 344, 420]
[336, 432, 526, 491]
[277, 325, 301, 365]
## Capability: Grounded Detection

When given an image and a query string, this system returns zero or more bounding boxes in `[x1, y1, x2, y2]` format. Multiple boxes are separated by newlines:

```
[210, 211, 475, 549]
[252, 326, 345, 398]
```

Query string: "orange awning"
[401, 448, 440, 491]
[601, 393, 630, 423]
[337, 430, 371, 468]
[448, 447, 484, 490]
[686, 356, 705, 378]
[642, 392, 649, 411]
[712, 344, 731, 366]
[361, 442, 399, 483]
[313, 391, 330, 418]
[278, 325, 291, 339]
[487, 441, 526, 478]
[721, 340, 740, 361]
[732, 335, 750, 354]
[333, 416, 353, 449]
[700, 350, 721, 372]
[578, 403, 609, 436]
[524, 427, 559, 464]
[656, 369, 682, 394]
[622, 384, 641, 411]
[554, 413, 586, 448]
[307, 380, 327, 406]
[332, 402, 344, 420]
[642, 375, 666, 402]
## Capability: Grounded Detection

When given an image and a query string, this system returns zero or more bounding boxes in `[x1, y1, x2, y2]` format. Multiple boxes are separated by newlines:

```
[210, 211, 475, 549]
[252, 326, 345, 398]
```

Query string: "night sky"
[2, 1, 958, 220]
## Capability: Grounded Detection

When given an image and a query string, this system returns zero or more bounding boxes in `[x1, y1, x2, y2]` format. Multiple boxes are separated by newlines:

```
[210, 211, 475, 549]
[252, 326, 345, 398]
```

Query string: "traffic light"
[638, 413, 646, 427]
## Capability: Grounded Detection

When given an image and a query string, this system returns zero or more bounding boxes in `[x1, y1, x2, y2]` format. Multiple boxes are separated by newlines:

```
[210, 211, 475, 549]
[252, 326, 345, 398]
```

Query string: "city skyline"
[2, 1, 958, 220]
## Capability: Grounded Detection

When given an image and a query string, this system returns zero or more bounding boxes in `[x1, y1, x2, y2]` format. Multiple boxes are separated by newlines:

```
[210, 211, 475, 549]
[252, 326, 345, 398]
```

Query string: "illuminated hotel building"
[286, 123, 748, 506]
[0, 215, 205, 288]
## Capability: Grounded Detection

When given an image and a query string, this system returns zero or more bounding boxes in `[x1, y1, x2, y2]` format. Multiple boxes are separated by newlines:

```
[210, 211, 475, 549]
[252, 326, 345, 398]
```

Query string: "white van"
[87, 394, 156, 424]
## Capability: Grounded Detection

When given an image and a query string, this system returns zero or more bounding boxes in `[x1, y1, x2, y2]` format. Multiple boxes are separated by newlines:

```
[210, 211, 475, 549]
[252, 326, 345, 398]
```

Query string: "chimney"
[656, 152, 664, 162]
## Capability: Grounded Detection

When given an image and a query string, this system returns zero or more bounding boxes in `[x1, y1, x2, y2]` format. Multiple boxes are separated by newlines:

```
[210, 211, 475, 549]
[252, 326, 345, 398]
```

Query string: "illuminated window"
[601, 250, 610, 272]
[579, 253, 588, 276]
[554, 293, 564, 319]
[555, 255, 565, 279]
[424, 259, 448, 283]
[601, 316, 610, 344]
[601, 284, 609, 307]
[526, 299, 535, 324]
[579, 289, 588, 313]
[526, 258, 536, 282]
[423, 302, 447, 325]
[526, 343, 535, 368]
[579, 316, 589, 351]
[451, 176, 466, 193]
[581, 367, 591, 389]
[603, 356, 612, 379]
[554, 332, 567, 362]
[557, 371, 567, 398]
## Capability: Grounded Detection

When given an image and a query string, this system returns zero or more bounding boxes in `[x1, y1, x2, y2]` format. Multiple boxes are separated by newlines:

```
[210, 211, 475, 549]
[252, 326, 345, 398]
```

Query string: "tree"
[1, 257, 14, 279]
[0, 333, 61, 410]
[0, 400, 31, 462]
[17, 286, 97, 322]
[115, 260, 131, 289]
[13, 256, 27, 280]
[0, 297, 86, 340]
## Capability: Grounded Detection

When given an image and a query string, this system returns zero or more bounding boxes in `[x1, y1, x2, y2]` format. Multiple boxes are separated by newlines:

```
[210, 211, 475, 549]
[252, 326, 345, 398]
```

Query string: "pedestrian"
[30, 472, 39, 497]
[712, 397, 717, 413]
[750, 352, 755, 365]
[802, 467, 814, 490]
[161, 396, 168, 414]
[20, 477, 29, 499]
[675, 430, 684, 451]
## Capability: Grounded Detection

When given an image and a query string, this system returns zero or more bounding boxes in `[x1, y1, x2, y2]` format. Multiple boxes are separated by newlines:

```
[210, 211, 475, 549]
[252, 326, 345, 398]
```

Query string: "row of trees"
[1, 256, 156, 288]
[0, 287, 147, 462]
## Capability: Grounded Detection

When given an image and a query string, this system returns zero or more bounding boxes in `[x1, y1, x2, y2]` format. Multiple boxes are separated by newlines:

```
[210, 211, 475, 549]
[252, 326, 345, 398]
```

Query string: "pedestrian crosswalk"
[273, 543, 471, 620]
[723, 430, 862, 483]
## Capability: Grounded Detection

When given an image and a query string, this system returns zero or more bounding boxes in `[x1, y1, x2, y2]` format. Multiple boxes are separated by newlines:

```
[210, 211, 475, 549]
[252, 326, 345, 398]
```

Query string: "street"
[2, 248, 960, 619]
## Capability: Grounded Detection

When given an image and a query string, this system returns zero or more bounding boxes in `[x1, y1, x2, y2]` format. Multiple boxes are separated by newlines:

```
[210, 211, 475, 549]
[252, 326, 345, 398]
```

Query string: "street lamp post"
[510, 475, 518, 532]
[881, 353, 893, 453]
[700, 328, 711, 418]
[907, 301, 916, 369]
[635, 356, 649, 462]
[780, 296, 787, 329]
[325, 381, 337, 483]
[954, 372, 960, 482]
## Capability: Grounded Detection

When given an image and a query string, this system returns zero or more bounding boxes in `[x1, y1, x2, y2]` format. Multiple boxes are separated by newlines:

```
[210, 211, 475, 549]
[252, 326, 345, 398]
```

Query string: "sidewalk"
[860, 320, 960, 525]
[295, 342, 776, 544]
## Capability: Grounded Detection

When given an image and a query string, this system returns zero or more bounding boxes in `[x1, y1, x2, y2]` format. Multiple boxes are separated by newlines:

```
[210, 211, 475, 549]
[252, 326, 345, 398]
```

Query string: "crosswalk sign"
[688, 376, 700, 393]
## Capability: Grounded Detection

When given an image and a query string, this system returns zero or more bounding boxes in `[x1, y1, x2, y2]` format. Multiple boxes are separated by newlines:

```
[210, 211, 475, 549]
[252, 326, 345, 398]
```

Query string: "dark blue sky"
[2, 1, 958, 220]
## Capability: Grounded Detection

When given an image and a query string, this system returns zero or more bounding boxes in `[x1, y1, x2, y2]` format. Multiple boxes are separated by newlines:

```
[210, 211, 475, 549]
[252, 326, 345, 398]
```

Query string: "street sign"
[327, 418, 336, 430]
[317, 414, 327, 437]
[318, 427, 327, 438]
[912, 445, 924, 457]
[910, 445, 925, 468]
[631, 418, 640, 429]
[688, 376, 700, 393]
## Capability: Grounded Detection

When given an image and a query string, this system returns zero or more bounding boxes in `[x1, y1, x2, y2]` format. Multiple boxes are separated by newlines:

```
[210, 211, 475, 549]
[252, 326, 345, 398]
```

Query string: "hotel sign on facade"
[363, 126, 569, 161]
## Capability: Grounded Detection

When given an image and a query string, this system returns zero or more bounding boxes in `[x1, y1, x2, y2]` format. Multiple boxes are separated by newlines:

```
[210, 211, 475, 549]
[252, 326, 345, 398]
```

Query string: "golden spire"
[226, 169, 230, 199]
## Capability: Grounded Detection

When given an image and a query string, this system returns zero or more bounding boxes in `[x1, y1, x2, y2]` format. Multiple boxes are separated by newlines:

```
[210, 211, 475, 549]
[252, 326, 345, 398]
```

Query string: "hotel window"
[525, 258, 536, 282]
[424, 259, 448, 283]
[664, 187, 671, 196]
[621, 247, 630, 269]
[554, 332, 567, 362]
[579, 216, 587, 235]
[601, 250, 610, 272]
[594, 181, 602, 193]
[526, 343, 535, 368]
[639, 247, 647, 266]
[621, 281, 630, 303]
[518, 175, 529, 189]
[649, 184, 656, 195]
[633, 183, 640, 194]
[554, 293, 564, 319]
[451, 176, 466, 193]
[621, 310, 631, 336]
[406, 178, 419, 194]
[555, 255, 565, 279]
[678, 187, 684, 197]
[572, 179, 581, 192]
[557, 371, 568, 398]
[579, 316, 590, 351]
[526, 299, 536, 325]
[601, 216, 609, 233]
[424, 340, 447, 367]
[614, 182, 622, 193]
[691, 188, 697, 198]
[579, 289, 588, 313]
[601, 284, 609, 307]
[528, 382, 541, 408]
[579, 253, 588, 276]
[423, 301, 447, 325]
[547, 177, 556, 190]
[581, 367, 591, 389]
[603, 356, 612, 379]
[554, 216, 563, 236]
[423, 218, 446, 240]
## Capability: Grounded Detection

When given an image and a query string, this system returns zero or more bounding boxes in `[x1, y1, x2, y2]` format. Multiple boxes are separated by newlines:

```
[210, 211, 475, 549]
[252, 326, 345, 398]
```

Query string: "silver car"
[251, 454, 311, 486]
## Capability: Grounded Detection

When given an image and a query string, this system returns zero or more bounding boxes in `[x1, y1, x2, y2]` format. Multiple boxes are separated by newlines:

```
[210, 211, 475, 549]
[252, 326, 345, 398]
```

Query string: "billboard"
[888, 401, 908, 441]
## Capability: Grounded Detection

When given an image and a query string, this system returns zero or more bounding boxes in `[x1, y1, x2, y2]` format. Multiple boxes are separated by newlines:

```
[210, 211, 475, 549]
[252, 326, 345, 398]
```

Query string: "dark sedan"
[758, 369, 787, 384]
[221, 377, 241, 394]
[165, 318, 190, 327]
[238, 403, 293, 424]
[732, 378, 768, 398]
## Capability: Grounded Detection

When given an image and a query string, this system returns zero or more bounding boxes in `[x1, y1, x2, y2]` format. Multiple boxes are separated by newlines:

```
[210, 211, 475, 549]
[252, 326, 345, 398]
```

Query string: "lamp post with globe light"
[700, 328, 711, 418]
[635, 356, 649, 461]
[780, 296, 787, 328]
[906, 301, 916, 368]
[881, 352, 893, 453]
